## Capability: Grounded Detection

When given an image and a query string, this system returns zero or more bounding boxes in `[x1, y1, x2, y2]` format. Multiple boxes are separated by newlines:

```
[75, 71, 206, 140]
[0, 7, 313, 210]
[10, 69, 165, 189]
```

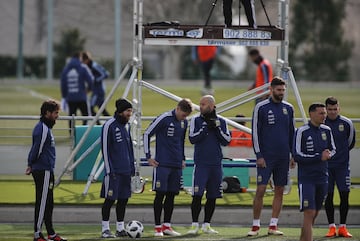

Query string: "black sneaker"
[115, 230, 128, 237]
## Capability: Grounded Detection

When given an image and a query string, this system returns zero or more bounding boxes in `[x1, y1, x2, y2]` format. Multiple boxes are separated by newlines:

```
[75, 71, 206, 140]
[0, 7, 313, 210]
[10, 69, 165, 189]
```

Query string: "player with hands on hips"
[144, 99, 193, 237]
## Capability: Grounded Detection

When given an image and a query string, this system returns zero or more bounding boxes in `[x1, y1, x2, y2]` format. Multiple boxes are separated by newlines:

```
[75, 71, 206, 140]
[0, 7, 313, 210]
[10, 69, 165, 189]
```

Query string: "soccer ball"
[126, 220, 144, 238]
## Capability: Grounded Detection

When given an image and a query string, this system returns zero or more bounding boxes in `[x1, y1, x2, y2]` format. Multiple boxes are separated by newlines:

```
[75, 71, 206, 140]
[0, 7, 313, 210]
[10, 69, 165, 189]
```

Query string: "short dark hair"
[40, 99, 60, 117]
[270, 76, 286, 87]
[177, 98, 193, 113]
[249, 48, 259, 56]
[325, 96, 338, 106]
[81, 51, 92, 61]
[308, 102, 325, 113]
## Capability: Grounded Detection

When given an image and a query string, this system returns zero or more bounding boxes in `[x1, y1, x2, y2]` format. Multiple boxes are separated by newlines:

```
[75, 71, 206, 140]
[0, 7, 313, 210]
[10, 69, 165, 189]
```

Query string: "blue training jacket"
[60, 57, 94, 102]
[143, 109, 187, 169]
[89, 60, 109, 96]
[293, 121, 336, 184]
[325, 115, 355, 168]
[101, 115, 135, 175]
[252, 98, 295, 160]
[27, 120, 56, 172]
[188, 113, 231, 167]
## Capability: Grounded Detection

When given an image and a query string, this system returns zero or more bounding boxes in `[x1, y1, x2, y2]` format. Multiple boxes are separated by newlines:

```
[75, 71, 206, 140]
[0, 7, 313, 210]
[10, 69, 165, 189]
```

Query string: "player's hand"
[289, 157, 296, 169]
[321, 149, 331, 161]
[25, 166, 32, 175]
[182, 160, 186, 169]
[148, 158, 159, 167]
[256, 158, 266, 168]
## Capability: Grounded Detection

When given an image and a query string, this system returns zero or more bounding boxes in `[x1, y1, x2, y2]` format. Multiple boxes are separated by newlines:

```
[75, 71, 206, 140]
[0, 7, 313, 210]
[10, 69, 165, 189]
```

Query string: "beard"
[273, 93, 283, 102]
[119, 115, 130, 124]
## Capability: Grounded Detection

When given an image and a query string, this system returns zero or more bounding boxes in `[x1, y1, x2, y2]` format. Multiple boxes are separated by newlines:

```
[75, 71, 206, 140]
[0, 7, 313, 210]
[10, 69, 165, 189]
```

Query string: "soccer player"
[143, 99, 193, 237]
[26, 100, 66, 241]
[81, 51, 111, 124]
[187, 95, 231, 234]
[293, 103, 336, 241]
[60, 52, 94, 127]
[100, 98, 135, 238]
[324, 97, 356, 238]
[248, 77, 295, 236]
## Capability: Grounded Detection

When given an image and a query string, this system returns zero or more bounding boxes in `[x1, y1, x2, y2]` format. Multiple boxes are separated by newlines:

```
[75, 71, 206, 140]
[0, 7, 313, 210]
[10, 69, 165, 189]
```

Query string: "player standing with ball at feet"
[144, 99, 193, 237]
[100, 98, 135, 238]
[26, 100, 67, 241]
[248, 77, 295, 236]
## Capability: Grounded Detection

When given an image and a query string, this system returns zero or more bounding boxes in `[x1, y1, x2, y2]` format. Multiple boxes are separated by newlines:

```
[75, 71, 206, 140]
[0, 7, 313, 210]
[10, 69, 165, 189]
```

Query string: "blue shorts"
[328, 167, 351, 192]
[152, 166, 182, 194]
[100, 173, 131, 200]
[192, 165, 222, 199]
[256, 158, 289, 186]
[298, 182, 328, 212]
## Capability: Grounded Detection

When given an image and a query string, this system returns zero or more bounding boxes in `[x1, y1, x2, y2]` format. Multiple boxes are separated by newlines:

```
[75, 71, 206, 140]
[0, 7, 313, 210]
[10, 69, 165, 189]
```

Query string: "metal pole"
[17, 0, 24, 81]
[46, 0, 53, 81]
[55, 62, 131, 186]
[115, 0, 121, 78]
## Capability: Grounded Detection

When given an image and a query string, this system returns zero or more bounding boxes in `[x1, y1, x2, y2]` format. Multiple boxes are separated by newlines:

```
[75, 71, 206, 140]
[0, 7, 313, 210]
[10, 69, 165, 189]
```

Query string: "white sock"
[163, 222, 171, 227]
[191, 222, 199, 227]
[202, 222, 210, 228]
[116, 221, 125, 231]
[253, 219, 260, 227]
[102, 220, 110, 232]
[329, 223, 336, 228]
[269, 218, 278, 226]
[340, 224, 346, 228]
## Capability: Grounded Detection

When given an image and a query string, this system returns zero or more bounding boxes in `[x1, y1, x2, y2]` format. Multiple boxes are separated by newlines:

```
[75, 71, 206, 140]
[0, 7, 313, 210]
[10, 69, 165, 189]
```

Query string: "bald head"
[200, 95, 216, 115]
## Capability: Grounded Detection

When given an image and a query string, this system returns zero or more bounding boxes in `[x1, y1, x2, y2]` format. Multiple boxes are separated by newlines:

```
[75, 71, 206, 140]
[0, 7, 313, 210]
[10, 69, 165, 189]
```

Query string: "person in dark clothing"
[26, 100, 66, 241]
[144, 99, 193, 237]
[223, 0, 256, 28]
[187, 95, 231, 234]
[60, 52, 94, 127]
[100, 98, 135, 238]
[324, 97, 355, 238]
[81, 51, 110, 125]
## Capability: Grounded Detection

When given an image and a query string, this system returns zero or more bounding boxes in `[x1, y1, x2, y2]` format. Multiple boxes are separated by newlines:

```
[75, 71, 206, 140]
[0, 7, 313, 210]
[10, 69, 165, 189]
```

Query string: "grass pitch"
[0, 223, 359, 241]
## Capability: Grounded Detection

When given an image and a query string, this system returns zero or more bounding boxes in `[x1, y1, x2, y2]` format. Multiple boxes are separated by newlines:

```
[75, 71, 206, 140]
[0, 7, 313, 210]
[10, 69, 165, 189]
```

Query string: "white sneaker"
[268, 226, 284, 235]
[154, 227, 163, 237]
[247, 226, 260, 236]
[202, 225, 219, 234]
[187, 225, 199, 234]
[162, 225, 181, 236]
[101, 230, 115, 238]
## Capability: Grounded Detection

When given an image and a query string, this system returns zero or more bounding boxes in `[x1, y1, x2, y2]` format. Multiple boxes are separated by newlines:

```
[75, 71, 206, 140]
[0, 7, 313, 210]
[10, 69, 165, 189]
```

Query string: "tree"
[53, 28, 86, 77]
[289, 0, 353, 81]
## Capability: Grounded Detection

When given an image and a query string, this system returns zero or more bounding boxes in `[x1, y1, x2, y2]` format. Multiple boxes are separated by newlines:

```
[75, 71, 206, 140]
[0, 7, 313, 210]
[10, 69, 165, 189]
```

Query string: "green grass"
[0, 82, 359, 145]
[1, 178, 360, 207]
[0, 223, 359, 240]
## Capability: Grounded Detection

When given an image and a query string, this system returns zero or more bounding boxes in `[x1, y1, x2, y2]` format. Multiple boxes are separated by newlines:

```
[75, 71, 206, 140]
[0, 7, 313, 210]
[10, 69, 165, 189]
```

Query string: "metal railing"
[0, 115, 359, 147]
